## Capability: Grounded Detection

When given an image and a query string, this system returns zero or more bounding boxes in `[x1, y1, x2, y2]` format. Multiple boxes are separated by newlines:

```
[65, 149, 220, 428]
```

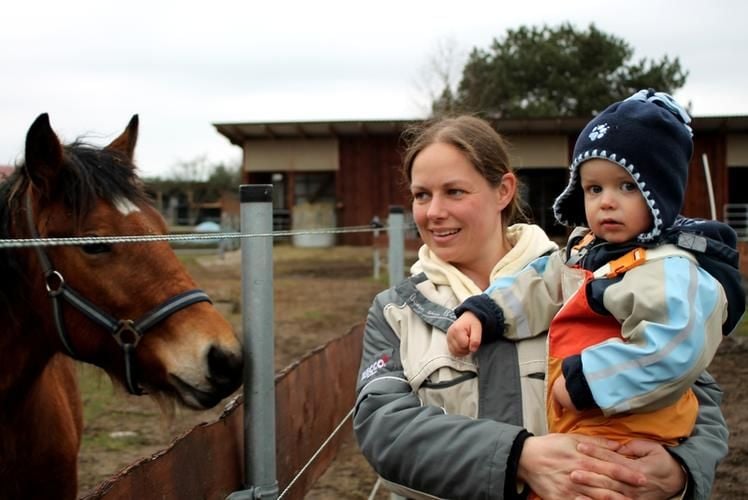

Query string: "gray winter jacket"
[354, 270, 728, 500]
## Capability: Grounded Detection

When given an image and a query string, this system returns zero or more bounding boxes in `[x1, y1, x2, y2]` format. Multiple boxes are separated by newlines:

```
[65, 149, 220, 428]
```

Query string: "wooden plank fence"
[81, 324, 365, 500]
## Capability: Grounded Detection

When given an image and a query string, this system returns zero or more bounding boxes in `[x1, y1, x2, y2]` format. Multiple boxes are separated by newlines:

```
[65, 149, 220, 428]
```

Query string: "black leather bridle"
[25, 193, 212, 394]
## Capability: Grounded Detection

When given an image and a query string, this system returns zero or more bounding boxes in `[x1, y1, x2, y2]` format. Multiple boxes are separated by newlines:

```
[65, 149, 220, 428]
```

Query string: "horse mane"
[0, 171, 27, 326]
[49, 140, 150, 218]
[0, 139, 151, 322]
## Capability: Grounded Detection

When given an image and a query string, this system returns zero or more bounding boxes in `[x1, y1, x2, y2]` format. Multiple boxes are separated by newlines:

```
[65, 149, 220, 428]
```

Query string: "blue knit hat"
[553, 89, 693, 242]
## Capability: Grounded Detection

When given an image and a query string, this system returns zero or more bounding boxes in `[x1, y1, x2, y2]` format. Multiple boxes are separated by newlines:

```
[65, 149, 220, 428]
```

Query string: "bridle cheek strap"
[48, 280, 211, 395]
[26, 193, 212, 395]
[62, 285, 210, 394]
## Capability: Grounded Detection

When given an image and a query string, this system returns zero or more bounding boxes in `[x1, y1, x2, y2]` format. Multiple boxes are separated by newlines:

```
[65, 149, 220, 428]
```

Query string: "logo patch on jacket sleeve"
[360, 354, 390, 382]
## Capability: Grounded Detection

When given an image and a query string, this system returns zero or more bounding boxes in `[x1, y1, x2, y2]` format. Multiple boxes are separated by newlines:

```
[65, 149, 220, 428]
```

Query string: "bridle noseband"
[26, 193, 212, 395]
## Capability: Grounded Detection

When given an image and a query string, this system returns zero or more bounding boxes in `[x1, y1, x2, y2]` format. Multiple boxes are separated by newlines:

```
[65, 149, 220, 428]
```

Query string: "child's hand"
[447, 311, 483, 357]
[551, 374, 577, 411]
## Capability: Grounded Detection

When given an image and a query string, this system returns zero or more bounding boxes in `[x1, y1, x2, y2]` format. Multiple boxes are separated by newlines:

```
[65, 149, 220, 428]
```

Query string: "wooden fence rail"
[82, 324, 365, 500]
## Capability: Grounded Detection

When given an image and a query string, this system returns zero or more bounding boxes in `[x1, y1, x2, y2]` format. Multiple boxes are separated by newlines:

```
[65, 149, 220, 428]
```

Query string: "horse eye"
[81, 242, 112, 255]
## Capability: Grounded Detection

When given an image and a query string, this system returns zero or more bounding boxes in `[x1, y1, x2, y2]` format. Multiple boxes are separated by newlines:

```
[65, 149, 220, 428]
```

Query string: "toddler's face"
[579, 159, 652, 243]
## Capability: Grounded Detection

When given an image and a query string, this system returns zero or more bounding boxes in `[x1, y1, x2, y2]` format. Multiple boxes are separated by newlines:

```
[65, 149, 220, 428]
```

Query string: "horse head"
[19, 113, 243, 409]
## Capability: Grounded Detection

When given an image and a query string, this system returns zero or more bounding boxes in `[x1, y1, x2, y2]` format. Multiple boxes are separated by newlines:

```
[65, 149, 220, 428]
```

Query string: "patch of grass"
[303, 309, 324, 320]
[733, 311, 748, 336]
[368, 272, 391, 287]
[174, 248, 218, 267]
[82, 430, 151, 451]
[78, 364, 117, 422]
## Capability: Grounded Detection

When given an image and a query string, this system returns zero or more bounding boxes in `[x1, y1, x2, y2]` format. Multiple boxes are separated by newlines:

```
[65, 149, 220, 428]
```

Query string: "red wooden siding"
[683, 133, 727, 219]
[336, 135, 409, 246]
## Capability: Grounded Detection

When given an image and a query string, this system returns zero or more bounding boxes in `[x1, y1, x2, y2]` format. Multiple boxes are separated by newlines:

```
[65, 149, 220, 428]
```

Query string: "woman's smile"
[430, 227, 461, 239]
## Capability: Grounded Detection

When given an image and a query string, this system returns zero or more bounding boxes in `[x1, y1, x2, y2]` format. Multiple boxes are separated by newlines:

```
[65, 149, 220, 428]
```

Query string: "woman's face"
[410, 142, 514, 274]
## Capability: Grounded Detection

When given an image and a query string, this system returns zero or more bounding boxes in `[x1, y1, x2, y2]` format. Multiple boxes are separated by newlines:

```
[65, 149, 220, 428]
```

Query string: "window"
[294, 172, 335, 204]
[516, 169, 568, 238]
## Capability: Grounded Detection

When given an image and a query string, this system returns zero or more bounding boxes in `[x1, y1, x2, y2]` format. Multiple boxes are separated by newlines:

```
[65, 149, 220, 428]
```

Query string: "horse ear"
[106, 115, 139, 162]
[24, 113, 64, 196]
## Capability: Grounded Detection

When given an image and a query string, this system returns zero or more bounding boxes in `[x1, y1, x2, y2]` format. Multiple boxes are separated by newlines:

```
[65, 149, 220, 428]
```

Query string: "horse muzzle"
[169, 345, 243, 409]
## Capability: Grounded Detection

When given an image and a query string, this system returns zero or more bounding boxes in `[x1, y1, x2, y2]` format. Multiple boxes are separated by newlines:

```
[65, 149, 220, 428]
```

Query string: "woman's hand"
[518, 434, 644, 500]
[569, 439, 687, 499]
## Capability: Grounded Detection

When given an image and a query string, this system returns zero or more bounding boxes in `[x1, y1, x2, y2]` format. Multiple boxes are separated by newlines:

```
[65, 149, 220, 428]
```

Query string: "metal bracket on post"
[226, 485, 280, 500]
[226, 185, 279, 500]
[387, 206, 405, 287]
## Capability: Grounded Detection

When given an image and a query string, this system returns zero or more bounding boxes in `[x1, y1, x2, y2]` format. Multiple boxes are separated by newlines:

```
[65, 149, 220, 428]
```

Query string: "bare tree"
[413, 36, 467, 117]
[169, 155, 213, 182]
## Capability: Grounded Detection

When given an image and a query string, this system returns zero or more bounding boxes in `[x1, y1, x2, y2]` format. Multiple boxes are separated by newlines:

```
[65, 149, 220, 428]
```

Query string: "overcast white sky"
[1, 0, 746, 177]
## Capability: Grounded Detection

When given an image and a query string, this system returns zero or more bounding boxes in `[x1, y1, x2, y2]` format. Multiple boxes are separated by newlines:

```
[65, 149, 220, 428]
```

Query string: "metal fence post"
[388, 206, 404, 287]
[371, 215, 382, 280]
[227, 185, 278, 500]
[387, 206, 406, 500]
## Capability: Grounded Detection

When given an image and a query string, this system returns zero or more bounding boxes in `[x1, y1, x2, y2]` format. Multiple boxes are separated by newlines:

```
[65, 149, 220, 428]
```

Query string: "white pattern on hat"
[588, 123, 609, 141]
[553, 151, 663, 241]
[625, 89, 693, 136]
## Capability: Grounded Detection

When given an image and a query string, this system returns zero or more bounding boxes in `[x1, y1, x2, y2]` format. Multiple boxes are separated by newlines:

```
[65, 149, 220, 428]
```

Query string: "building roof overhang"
[214, 115, 748, 144]
[214, 119, 416, 145]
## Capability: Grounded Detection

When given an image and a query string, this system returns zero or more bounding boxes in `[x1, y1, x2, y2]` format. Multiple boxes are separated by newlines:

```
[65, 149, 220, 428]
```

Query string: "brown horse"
[0, 114, 243, 499]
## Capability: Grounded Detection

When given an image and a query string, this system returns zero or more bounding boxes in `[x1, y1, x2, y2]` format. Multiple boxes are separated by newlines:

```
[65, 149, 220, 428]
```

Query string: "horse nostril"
[207, 345, 243, 388]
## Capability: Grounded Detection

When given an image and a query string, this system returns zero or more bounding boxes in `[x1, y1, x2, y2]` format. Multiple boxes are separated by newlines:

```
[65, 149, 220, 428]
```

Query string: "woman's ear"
[495, 172, 517, 211]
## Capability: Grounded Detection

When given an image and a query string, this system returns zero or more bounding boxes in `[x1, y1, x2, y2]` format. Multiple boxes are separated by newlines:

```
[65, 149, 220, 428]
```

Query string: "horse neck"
[0, 246, 62, 409]
[0, 326, 58, 413]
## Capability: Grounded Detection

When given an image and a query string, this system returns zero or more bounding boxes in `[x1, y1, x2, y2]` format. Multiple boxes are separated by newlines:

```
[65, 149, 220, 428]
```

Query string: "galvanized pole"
[385, 211, 407, 500]
[386, 208, 407, 500]
[388, 206, 405, 287]
[372, 215, 381, 280]
[227, 185, 279, 500]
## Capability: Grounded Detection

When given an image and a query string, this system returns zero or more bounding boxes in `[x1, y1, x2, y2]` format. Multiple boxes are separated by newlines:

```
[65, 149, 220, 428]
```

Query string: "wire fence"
[277, 408, 355, 500]
[0, 224, 388, 249]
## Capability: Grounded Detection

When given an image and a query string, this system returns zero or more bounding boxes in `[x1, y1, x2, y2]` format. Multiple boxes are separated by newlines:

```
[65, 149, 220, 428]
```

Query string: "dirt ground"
[76, 245, 748, 499]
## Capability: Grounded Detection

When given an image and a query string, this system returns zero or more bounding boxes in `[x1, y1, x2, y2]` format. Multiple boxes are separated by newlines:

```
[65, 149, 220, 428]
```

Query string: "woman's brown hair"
[401, 115, 528, 226]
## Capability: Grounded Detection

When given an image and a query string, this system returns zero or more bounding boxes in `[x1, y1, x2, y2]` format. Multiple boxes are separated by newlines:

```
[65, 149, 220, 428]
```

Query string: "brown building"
[215, 116, 748, 246]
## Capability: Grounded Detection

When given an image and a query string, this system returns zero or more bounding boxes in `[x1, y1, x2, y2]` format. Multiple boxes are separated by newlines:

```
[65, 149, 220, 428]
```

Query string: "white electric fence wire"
[368, 478, 382, 500]
[277, 407, 354, 500]
[0, 224, 397, 249]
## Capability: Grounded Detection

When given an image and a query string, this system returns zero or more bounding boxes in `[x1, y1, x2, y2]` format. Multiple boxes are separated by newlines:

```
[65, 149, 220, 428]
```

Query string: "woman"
[353, 115, 727, 499]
